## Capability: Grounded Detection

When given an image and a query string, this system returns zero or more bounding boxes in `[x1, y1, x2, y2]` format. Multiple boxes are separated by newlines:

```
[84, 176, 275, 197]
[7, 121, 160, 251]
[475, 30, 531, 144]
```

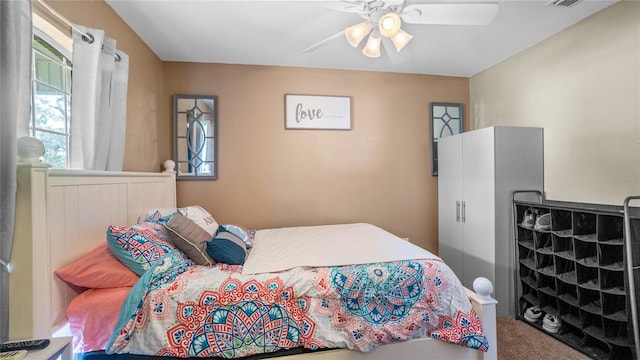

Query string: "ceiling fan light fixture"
[345, 21, 373, 47]
[362, 34, 381, 58]
[379, 12, 401, 38]
[390, 28, 413, 52]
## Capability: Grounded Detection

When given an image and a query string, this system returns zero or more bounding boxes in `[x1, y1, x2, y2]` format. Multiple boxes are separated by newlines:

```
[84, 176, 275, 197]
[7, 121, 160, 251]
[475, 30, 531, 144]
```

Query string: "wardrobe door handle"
[456, 201, 461, 222]
[462, 201, 466, 223]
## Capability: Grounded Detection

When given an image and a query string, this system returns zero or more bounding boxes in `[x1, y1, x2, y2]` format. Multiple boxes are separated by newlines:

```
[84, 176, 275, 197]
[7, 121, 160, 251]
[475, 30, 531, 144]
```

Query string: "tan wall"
[44, 0, 469, 252]
[470, 1, 640, 205]
[46, 0, 168, 172]
[165, 63, 469, 252]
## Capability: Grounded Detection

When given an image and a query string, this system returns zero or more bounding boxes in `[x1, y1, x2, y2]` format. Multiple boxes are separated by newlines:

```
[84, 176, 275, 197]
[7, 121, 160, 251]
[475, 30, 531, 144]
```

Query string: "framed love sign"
[284, 94, 352, 130]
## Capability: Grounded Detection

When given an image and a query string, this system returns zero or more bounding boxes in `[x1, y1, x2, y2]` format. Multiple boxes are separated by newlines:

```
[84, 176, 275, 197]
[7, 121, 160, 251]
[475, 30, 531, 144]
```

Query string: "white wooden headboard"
[9, 162, 176, 340]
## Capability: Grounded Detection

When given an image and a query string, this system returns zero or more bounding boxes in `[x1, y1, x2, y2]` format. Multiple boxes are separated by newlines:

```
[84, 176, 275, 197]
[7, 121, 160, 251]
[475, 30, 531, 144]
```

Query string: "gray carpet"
[497, 317, 590, 360]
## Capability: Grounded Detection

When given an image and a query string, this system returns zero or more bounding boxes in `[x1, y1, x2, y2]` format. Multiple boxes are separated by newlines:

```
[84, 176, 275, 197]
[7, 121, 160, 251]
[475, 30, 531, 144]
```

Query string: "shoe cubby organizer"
[513, 193, 640, 360]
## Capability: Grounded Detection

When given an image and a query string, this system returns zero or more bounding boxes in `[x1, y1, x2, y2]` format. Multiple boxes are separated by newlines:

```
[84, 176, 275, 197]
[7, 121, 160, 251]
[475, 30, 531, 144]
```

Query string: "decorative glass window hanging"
[173, 94, 217, 180]
[430, 103, 463, 176]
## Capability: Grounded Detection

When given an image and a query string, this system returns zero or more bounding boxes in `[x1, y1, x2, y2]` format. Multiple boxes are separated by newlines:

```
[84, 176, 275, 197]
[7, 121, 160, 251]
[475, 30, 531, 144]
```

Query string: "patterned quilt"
[107, 250, 488, 358]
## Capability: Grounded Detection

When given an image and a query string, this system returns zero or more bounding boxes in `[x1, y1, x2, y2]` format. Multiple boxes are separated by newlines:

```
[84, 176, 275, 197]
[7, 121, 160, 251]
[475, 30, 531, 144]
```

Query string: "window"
[30, 33, 72, 168]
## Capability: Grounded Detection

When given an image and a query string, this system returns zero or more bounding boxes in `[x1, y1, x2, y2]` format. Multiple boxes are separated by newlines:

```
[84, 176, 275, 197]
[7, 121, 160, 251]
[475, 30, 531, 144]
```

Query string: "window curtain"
[70, 24, 129, 171]
[0, 0, 32, 343]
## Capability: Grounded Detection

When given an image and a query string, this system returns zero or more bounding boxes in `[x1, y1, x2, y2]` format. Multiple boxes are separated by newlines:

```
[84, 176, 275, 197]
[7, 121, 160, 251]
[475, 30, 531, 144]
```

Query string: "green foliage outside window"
[31, 35, 72, 169]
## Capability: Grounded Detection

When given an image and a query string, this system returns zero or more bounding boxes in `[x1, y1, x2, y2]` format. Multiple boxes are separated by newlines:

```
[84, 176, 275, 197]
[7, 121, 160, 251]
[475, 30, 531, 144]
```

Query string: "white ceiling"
[105, 0, 618, 77]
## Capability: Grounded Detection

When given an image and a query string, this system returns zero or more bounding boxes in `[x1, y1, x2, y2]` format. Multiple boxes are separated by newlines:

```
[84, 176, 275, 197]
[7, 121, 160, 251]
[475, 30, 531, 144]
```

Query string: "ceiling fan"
[302, 0, 499, 60]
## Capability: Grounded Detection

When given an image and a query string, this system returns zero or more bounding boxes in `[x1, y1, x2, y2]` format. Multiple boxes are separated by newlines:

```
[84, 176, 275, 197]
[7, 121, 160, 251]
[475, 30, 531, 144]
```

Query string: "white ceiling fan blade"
[382, 0, 405, 8]
[303, 1, 366, 13]
[401, 3, 499, 25]
[302, 30, 345, 54]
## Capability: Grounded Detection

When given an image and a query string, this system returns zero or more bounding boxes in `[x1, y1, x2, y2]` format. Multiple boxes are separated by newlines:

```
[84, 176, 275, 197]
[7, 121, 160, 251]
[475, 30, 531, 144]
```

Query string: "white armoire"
[438, 126, 543, 317]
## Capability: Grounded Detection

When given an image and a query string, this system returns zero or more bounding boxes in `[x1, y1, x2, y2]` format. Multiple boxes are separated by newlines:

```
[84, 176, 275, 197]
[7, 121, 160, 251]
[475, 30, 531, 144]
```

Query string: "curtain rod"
[36, 0, 94, 44]
[36, 0, 121, 61]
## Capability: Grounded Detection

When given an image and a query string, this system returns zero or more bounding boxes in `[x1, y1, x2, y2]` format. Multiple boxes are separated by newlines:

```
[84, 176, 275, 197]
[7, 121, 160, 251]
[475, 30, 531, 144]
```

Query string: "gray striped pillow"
[164, 213, 216, 266]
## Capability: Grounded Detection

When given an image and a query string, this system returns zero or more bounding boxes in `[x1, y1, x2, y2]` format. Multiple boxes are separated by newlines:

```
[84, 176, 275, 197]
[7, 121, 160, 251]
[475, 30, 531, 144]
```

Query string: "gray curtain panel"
[0, 0, 32, 343]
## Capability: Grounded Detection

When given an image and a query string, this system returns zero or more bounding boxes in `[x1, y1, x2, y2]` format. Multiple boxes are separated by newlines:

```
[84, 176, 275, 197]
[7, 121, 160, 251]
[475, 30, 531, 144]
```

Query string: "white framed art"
[284, 94, 352, 130]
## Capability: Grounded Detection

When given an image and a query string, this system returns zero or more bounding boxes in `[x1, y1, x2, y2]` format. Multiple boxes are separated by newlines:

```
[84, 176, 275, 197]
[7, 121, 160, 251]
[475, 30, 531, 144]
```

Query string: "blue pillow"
[206, 226, 247, 265]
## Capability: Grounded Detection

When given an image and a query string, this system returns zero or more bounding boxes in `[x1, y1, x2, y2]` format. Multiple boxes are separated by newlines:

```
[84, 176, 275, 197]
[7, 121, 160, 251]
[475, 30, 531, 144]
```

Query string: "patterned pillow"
[143, 211, 173, 224]
[165, 213, 216, 266]
[206, 226, 247, 265]
[107, 221, 177, 276]
[178, 205, 218, 235]
[138, 208, 177, 223]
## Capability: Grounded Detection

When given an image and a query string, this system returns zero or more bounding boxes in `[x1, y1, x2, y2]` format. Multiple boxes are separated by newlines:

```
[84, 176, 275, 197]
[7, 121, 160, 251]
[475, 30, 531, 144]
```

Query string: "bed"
[8, 152, 498, 360]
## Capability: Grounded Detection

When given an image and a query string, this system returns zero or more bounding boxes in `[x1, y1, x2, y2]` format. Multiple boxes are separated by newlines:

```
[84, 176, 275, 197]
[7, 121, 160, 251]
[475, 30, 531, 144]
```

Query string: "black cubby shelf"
[513, 196, 639, 360]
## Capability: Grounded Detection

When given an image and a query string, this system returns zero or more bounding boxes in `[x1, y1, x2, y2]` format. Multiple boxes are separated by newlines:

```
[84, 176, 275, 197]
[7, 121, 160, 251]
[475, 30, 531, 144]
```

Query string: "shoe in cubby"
[524, 306, 543, 323]
[542, 314, 562, 334]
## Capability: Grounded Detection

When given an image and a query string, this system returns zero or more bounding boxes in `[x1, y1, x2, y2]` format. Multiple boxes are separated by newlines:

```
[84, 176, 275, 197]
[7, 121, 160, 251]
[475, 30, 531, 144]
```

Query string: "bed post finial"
[472, 277, 494, 301]
[163, 159, 176, 173]
[17, 136, 50, 168]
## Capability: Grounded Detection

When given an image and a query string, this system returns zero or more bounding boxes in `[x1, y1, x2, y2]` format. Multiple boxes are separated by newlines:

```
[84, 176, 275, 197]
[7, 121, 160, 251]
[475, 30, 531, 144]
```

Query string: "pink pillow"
[55, 242, 139, 289]
[66, 287, 130, 353]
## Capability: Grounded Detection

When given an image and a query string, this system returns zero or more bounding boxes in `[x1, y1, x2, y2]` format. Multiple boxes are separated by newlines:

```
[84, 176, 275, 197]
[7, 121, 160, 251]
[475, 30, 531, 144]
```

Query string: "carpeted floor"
[497, 317, 590, 360]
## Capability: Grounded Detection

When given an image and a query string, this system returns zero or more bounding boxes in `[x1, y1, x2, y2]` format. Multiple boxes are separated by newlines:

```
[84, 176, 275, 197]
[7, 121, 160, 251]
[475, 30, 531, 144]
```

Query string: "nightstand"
[24, 337, 71, 360]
